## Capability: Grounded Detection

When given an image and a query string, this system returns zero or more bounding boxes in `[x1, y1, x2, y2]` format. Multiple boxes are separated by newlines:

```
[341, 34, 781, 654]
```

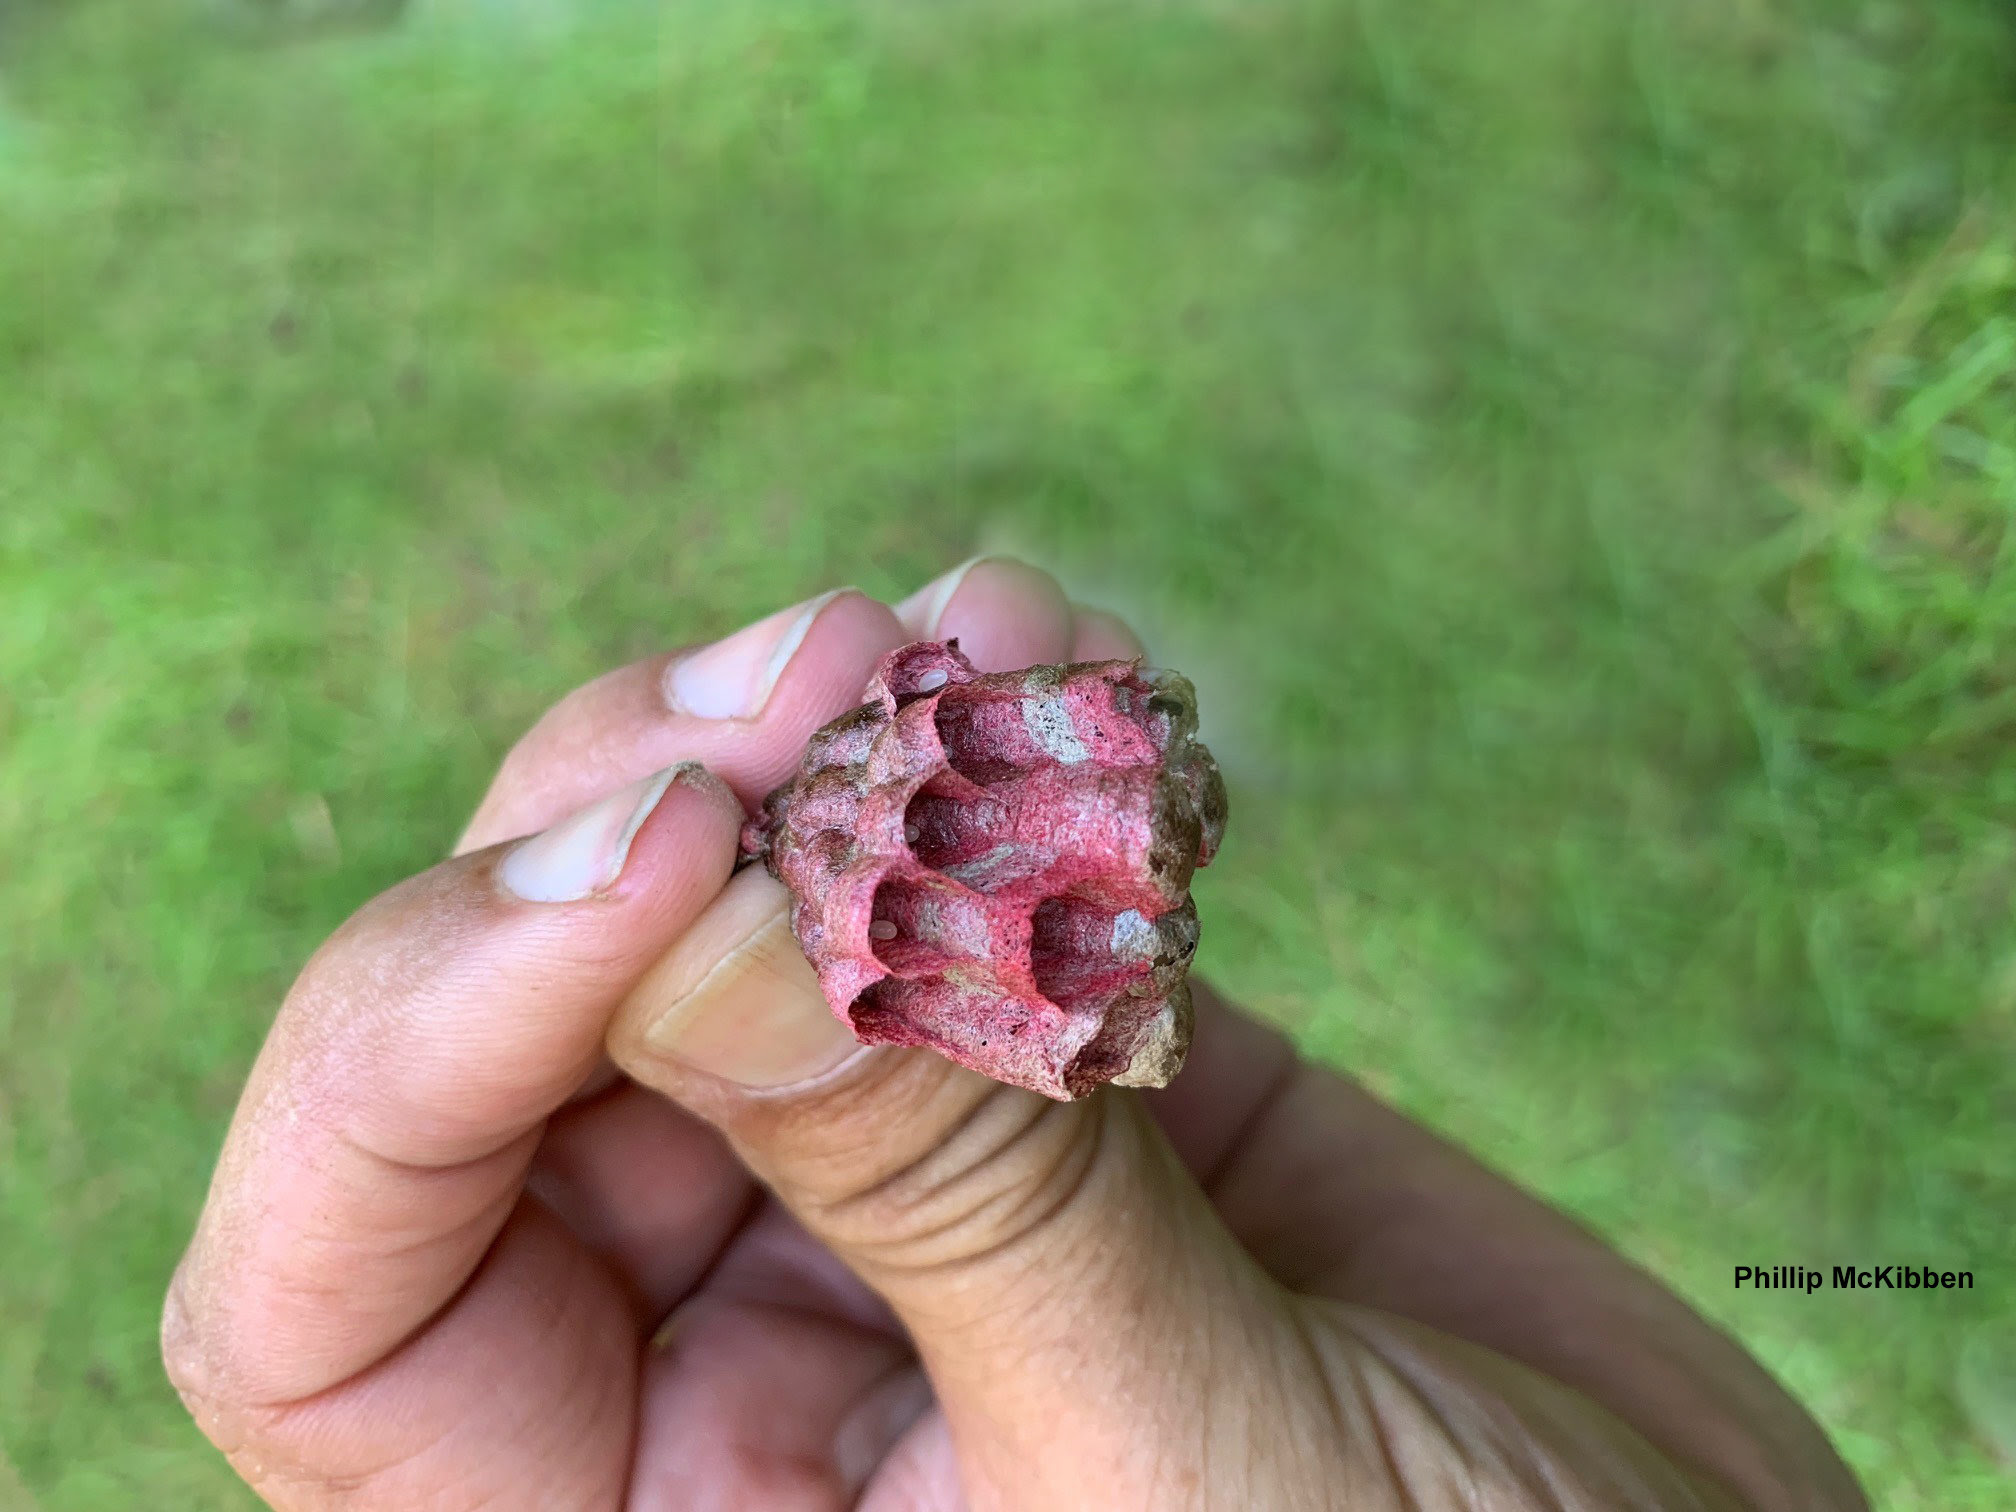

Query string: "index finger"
[460, 589, 907, 850]
[167, 594, 911, 1410]
[166, 768, 745, 1414]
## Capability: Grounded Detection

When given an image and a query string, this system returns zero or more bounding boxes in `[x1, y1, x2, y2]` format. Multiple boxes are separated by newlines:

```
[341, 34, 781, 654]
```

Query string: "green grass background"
[3, 0, 2014, 1505]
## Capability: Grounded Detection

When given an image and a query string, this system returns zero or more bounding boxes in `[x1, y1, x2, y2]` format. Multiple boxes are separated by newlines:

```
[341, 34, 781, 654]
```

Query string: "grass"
[2, 0, 2013, 1505]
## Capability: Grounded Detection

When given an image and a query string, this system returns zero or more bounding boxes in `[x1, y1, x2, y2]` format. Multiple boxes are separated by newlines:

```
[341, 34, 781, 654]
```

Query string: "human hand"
[164, 560, 1867, 1510]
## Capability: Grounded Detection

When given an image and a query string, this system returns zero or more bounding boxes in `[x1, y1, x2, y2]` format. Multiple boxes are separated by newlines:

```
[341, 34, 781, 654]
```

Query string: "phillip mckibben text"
[1734, 1264, 1974, 1293]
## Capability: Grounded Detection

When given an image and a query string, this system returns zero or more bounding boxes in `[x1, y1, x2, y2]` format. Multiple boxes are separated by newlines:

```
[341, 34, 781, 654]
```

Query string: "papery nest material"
[740, 640, 1226, 1100]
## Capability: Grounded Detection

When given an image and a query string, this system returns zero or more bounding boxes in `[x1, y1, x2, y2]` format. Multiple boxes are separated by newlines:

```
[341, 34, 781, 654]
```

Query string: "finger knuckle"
[805, 1076, 1117, 1279]
[159, 1272, 221, 1416]
[162, 1277, 441, 1509]
[161, 1268, 272, 1470]
[501, 667, 632, 778]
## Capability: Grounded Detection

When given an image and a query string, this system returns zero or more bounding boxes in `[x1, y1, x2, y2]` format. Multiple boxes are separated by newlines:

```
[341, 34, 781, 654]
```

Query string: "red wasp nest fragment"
[741, 640, 1227, 1100]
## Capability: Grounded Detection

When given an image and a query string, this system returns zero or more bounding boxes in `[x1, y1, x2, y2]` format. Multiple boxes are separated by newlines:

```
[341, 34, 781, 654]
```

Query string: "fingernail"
[896, 556, 1074, 673]
[1069, 604, 1149, 662]
[895, 556, 992, 637]
[666, 589, 857, 720]
[628, 869, 863, 1088]
[500, 765, 689, 903]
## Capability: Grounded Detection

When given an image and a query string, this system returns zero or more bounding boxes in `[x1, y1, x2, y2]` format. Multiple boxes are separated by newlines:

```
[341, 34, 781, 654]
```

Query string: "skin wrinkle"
[807, 1081, 1026, 1234]
[1281, 1301, 1409, 1512]
[903, 1128, 1112, 1290]
[256, 1172, 517, 1320]
[290, 973, 577, 1173]
[937, 1217, 1083, 1356]
[237, 1417, 454, 1508]
[1388, 1344, 1534, 1502]
[1278, 1298, 1349, 1512]
[190, 1135, 537, 1406]
[802, 1085, 1095, 1267]
[1343, 1319, 1497, 1512]
[1197, 1050, 1830, 1512]
[1356, 1360, 1428, 1512]
[162, 1272, 261, 1471]
[727, 1055, 975, 1199]
[922, 1132, 1208, 1503]
[1222, 1170, 1333, 1507]
[1372, 1343, 1591, 1510]
[218, 1370, 458, 1506]
[333, 1208, 627, 1509]
[1208, 1248, 1306, 1511]
[865, 1099, 1108, 1280]
[1330, 1307, 1732, 1512]
[331, 1118, 549, 1184]
[1318, 1216, 1792, 1510]
[1212, 1307, 1261, 1512]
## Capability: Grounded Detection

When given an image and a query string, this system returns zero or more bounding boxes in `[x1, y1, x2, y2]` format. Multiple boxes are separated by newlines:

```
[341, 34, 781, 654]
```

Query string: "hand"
[163, 561, 1867, 1511]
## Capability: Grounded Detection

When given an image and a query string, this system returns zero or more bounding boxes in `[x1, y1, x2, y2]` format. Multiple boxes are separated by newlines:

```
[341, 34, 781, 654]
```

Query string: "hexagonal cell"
[1029, 894, 1149, 1013]
[865, 875, 973, 978]
[902, 789, 990, 872]
[933, 694, 1030, 785]
[903, 787, 1060, 895]
[848, 975, 1048, 1059]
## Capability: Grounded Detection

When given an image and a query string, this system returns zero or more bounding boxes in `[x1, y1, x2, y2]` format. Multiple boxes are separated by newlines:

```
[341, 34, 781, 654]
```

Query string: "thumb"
[607, 867, 1302, 1501]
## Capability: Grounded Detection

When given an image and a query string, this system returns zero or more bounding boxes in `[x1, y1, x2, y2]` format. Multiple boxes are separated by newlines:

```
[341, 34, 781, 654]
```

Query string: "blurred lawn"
[3, 0, 2014, 1505]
